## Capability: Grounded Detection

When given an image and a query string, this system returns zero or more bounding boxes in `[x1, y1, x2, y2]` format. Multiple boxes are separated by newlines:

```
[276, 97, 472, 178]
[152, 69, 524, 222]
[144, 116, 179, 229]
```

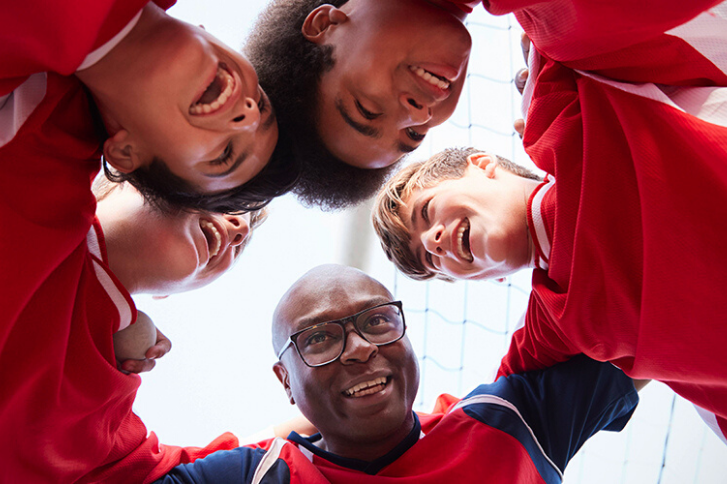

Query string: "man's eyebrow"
[293, 296, 393, 331]
[397, 141, 418, 154]
[205, 150, 249, 178]
[335, 98, 382, 139]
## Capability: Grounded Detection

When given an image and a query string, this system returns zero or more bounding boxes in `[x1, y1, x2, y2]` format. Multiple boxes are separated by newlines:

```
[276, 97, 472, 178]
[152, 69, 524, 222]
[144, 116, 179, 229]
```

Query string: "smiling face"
[94, 6, 278, 194]
[307, 0, 471, 168]
[96, 182, 253, 295]
[402, 155, 534, 281]
[273, 265, 419, 460]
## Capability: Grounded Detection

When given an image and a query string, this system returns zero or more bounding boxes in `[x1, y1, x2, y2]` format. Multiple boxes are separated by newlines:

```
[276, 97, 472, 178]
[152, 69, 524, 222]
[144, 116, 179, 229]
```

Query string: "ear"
[103, 130, 143, 174]
[466, 152, 498, 178]
[273, 362, 295, 405]
[302, 5, 348, 43]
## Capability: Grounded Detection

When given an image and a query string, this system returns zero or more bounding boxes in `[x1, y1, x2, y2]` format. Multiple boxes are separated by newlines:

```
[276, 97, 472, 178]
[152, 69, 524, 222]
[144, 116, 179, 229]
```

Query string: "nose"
[339, 324, 378, 365]
[400, 93, 432, 125]
[224, 213, 250, 247]
[228, 97, 261, 130]
[422, 226, 445, 256]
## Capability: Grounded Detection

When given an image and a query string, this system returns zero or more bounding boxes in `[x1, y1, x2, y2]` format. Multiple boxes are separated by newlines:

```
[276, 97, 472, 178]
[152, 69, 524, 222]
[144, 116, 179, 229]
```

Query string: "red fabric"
[489, 0, 727, 438]
[0, 1, 238, 482]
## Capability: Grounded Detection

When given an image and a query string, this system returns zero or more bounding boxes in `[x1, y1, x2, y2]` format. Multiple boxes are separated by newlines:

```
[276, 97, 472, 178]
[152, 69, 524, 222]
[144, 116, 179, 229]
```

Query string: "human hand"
[117, 323, 172, 374]
[513, 32, 532, 137]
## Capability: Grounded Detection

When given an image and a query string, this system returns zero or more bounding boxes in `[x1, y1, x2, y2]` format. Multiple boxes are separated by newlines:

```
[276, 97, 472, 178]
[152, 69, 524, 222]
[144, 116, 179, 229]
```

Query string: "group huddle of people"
[2, 0, 726, 483]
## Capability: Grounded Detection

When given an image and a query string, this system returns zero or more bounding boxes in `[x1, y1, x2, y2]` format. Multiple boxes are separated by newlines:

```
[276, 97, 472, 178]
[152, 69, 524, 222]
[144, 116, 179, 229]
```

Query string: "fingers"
[120, 358, 157, 374]
[514, 119, 525, 138]
[145, 327, 172, 360]
[515, 68, 529, 95]
[520, 31, 531, 64]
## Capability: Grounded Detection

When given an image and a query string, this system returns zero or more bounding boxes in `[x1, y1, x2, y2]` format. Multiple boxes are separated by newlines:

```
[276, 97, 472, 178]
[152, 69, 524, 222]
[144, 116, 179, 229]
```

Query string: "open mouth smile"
[190, 62, 237, 115]
[343, 377, 389, 398]
[200, 219, 223, 261]
[455, 218, 473, 263]
[409, 65, 451, 90]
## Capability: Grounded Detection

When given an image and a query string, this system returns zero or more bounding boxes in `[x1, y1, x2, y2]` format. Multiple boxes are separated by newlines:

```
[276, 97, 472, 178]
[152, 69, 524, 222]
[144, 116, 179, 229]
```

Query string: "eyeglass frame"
[276, 301, 407, 368]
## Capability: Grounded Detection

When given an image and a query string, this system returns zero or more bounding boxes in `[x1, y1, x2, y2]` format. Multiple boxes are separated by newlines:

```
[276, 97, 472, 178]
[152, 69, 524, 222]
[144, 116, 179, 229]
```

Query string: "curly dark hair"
[103, 131, 299, 214]
[245, 0, 399, 211]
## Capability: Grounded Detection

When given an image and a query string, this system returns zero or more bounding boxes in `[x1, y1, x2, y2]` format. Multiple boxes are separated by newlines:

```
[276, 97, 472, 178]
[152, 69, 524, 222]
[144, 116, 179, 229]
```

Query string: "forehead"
[282, 278, 393, 332]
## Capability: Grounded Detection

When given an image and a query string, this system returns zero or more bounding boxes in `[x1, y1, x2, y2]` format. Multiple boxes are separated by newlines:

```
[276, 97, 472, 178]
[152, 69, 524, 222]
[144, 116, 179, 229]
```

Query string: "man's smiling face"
[307, 0, 471, 169]
[273, 266, 419, 460]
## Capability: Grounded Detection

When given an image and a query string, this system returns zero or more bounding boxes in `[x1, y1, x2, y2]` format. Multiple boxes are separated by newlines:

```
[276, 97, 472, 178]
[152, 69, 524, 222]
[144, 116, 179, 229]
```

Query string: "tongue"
[197, 73, 223, 106]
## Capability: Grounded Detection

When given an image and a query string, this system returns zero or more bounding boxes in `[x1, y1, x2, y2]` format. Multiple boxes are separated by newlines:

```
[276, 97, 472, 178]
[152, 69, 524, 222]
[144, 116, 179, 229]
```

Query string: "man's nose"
[422, 226, 445, 256]
[340, 327, 378, 365]
[223, 214, 250, 247]
[400, 93, 432, 125]
[227, 96, 261, 130]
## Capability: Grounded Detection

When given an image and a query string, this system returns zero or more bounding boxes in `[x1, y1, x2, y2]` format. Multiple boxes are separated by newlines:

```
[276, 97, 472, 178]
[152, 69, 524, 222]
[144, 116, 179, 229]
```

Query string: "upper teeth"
[200, 220, 222, 258]
[190, 66, 234, 115]
[410, 66, 450, 90]
[344, 377, 387, 397]
[456, 219, 473, 262]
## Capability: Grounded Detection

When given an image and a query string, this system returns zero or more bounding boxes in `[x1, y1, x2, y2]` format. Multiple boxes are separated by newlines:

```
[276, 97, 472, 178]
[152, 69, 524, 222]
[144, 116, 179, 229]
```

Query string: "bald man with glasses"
[157, 264, 640, 484]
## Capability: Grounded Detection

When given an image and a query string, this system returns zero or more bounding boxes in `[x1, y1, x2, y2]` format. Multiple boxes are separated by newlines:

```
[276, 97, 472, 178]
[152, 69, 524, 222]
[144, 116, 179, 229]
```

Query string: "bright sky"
[133, 2, 727, 482]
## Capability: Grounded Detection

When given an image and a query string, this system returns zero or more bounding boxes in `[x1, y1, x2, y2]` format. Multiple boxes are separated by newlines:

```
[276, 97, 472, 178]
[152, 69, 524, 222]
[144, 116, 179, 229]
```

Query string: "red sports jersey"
[0, 1, 239, 482]
[486, 1, 727, 442]
[156, 357, 638, 484]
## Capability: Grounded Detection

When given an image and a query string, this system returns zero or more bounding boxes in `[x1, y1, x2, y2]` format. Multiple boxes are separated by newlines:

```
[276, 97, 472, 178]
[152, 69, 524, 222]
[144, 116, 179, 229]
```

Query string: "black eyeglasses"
[277, 301, 406, 367]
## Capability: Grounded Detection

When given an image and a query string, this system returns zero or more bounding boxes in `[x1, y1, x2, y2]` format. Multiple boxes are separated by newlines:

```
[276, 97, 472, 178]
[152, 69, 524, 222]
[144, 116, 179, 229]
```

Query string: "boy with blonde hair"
[373, 142, 727, 443]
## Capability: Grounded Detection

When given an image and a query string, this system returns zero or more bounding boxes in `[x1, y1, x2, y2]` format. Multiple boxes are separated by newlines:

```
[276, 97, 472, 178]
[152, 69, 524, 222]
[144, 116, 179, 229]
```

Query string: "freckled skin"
[113, 311, 157, 361]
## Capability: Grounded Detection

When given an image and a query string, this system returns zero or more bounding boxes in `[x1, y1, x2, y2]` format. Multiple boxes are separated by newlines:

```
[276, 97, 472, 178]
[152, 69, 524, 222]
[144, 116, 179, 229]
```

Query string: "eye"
[210, 143, 234, 167]
[424, 251, 434, 268]
[421, 198, 431, 224]
[355, 99, 382, 120]
[406, 127, 425, 142]
[257, 88, 267, 113]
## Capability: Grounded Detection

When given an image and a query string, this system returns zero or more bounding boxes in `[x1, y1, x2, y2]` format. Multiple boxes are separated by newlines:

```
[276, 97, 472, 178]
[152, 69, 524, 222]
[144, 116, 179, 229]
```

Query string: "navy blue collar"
[288, 413, 421, 475]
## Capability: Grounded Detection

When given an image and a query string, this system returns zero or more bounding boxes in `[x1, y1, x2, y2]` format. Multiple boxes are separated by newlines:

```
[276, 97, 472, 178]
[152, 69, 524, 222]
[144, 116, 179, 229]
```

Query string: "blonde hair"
[372, 147, 540, 281]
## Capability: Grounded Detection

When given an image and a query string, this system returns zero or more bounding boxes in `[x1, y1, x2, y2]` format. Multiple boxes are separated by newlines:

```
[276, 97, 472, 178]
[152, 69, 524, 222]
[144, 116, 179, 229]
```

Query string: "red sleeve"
[496, 291, 577, 380]
[0, 0, 175, 95]
[483, 0, 727, 86]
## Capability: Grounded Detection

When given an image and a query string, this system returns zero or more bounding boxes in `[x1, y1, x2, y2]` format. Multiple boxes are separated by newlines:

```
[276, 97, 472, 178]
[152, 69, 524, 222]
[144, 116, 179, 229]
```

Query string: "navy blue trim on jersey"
[154, 446, 272, 484]
[288, 413, 421, 475]
[462, 355, 638, 479]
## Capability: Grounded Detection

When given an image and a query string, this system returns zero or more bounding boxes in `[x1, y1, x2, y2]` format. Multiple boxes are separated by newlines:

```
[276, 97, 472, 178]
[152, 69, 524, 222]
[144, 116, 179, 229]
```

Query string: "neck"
[317, 415, 416, 462]
[517, 176, 541, 271]
[76, 3, 167, 127]
[424, 0, 469, 21]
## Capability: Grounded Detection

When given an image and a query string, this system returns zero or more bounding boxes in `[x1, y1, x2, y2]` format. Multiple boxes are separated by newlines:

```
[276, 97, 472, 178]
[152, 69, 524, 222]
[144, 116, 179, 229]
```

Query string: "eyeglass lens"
[296, 303, 404, 366]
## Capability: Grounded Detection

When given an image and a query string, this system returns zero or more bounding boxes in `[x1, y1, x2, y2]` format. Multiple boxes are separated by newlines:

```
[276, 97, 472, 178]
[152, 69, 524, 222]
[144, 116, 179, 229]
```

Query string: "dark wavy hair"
[245, 0, 399, 211]
[102, 131, 299, 214]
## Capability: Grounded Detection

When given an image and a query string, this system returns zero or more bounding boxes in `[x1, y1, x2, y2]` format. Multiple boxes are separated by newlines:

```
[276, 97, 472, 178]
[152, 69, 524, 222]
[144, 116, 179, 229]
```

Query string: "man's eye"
[211, 143, 234, 167]
[257, 89, 267, 113]
[421, 199, 431, 224]
[406, 127, 425, 142]
[355, 100, 381, 120]
[425, 252, 434, 268]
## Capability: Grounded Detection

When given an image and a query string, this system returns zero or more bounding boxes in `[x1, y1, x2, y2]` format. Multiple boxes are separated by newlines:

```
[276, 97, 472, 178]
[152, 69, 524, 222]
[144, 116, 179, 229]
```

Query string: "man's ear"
[302, 5, 348, 43]
[273, 362, 295, 405]
[466, 152, 498, 178]
[103, 130, 143, 174]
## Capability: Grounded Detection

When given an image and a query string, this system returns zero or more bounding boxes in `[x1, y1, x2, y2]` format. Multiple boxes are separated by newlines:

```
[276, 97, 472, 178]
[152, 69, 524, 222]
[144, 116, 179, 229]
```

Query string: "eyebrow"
[293, 297, 392, 331]
[204, 149, 250, 179]
[335, 98, 382, 139]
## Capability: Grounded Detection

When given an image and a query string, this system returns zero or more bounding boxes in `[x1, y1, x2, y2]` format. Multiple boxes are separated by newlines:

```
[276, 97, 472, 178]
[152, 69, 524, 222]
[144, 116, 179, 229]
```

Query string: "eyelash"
[421, 199, 431, 223]
[211, 143, 234, 166]
[406, 127, 425, 142]
[355, 100, 381, 120]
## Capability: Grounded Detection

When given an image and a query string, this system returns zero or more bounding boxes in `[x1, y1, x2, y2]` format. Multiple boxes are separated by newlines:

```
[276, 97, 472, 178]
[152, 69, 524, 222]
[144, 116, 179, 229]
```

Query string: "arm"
[469, 355, 638, 475]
